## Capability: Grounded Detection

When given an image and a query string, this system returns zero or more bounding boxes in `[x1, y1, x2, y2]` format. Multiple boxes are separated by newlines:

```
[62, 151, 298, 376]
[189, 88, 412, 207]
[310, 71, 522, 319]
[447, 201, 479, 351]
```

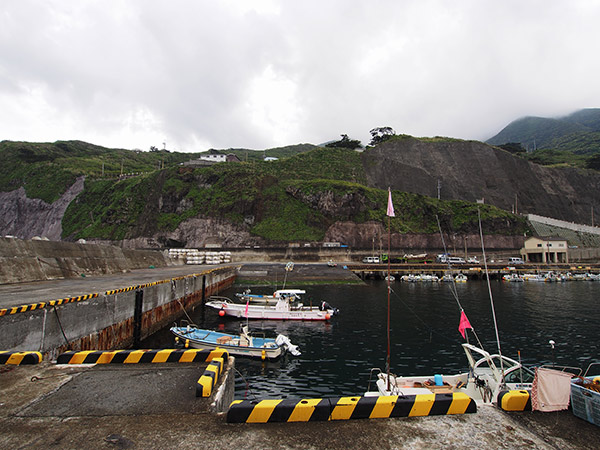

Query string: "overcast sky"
[2, 0, 600, 152]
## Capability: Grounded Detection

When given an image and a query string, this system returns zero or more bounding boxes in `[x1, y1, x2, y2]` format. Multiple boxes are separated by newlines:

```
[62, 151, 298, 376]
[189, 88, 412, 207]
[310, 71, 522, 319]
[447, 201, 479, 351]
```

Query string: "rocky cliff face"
[0, 177, 85, 240]
[362, 138, 600, 224]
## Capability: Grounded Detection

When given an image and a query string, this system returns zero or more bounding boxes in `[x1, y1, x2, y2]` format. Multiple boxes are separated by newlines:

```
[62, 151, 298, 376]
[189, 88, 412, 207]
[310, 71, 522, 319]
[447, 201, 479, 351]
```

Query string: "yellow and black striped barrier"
[227, 392, 477, 423]
[56, 348, 228, 365]
[197, 357, 225, 397]
[0, 293, 99, 317]
[497, 390, 532, 411]
[0, 351, 43, 365]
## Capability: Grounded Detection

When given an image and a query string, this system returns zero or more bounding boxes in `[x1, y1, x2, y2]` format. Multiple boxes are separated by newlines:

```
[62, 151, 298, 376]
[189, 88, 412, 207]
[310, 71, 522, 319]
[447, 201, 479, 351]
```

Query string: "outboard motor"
[275, 334, 301, 356]
[320, 301, 339, 315]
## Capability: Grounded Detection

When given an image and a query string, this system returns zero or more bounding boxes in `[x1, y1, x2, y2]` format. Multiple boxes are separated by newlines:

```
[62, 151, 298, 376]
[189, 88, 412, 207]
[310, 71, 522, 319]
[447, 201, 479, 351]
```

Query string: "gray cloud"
[1, 0, 599, 152]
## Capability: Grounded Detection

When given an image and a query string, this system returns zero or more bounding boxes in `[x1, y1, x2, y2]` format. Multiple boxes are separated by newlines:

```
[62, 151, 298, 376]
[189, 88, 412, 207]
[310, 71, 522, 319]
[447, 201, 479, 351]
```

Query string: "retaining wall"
[0, 267, 236, 359]
[0, 237, 170, 284]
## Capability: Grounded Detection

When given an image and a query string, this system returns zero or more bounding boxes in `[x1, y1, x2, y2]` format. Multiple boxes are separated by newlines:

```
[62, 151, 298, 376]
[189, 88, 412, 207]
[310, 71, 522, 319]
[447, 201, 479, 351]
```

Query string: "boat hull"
[206, 301, 335, 321]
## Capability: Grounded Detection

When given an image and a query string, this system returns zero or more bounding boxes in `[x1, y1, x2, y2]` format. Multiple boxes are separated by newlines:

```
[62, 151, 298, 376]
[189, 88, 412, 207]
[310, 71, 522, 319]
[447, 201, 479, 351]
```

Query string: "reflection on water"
[145, 279, 600, 399]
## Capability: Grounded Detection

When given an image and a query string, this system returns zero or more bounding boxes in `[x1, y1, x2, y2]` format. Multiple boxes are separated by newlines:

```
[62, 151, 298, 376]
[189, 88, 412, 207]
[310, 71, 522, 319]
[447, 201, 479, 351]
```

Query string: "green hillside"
[61, 146, 526, 242]
[211, 143, 318, 162]
[486, 108, 600, 168]
[2, 139, 528, 243]
[0, 140, 194, 203]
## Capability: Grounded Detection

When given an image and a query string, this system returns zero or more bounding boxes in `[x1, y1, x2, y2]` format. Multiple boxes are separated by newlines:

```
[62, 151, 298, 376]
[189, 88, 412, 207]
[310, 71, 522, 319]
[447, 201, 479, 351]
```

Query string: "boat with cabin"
[206, 291, 339, 321]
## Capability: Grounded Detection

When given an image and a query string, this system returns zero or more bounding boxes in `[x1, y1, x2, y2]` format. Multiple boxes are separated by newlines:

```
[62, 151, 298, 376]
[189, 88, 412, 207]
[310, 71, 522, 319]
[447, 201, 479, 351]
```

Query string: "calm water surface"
[145, 279, 600, 400]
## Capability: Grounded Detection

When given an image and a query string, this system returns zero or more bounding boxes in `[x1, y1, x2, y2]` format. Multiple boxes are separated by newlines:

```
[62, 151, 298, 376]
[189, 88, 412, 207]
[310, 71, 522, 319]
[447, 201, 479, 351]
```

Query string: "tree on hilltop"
[369, 127, 396, 146]
[325, 134, 362, 149]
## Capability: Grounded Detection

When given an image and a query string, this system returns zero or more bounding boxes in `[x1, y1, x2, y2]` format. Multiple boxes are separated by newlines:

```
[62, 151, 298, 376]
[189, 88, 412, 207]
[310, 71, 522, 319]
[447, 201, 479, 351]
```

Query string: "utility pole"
[437, 179, 441, 200]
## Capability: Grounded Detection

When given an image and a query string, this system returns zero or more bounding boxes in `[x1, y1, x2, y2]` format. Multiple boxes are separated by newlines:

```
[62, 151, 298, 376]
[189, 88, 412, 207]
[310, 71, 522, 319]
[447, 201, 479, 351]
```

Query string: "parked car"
[447, 257, 466, 264]
[467, 257, 480, 264]
[508, 257, 524, 264]
[362, 256, 380, 264]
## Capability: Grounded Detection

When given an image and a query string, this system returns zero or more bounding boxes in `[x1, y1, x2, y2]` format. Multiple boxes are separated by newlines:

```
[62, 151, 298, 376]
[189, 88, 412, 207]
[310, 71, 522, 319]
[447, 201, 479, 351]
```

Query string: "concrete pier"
[0, 265, 237, 359]
[2, 361, 599, 449]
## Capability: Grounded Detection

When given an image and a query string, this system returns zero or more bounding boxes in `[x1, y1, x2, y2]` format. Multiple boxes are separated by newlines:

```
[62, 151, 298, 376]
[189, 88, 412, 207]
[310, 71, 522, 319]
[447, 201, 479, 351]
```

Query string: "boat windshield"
[503, 366, 535, 383]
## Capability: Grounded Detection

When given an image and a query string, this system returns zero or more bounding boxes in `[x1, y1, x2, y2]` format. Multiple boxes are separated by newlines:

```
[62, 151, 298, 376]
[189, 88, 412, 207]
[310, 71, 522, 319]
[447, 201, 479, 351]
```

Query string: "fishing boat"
[441, 273, 454, 282]
[368, 343, 534, 402]
[366, 207, 534, 406]
[205, 294, 339, 321]
[170, 324, 301, 360]
[502, 273, 523, 282]
[454, 273, 468, 283]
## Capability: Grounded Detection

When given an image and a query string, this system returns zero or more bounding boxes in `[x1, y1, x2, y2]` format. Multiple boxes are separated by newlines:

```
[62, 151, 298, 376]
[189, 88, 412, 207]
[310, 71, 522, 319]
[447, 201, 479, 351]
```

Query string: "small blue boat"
[170, 325, 300, 360]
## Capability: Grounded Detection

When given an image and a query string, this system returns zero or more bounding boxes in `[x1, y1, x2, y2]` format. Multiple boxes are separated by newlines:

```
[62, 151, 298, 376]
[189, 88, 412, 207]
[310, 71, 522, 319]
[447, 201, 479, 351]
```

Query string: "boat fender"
[185, 339, 190, 349]
[325, 313, 331, 320]
[219, 309, 225, 317]
[261, 350, 266, 361]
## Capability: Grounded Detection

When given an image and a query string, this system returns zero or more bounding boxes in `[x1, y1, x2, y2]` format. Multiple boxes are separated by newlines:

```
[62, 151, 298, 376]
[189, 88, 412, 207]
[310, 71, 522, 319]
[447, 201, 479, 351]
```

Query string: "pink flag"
[458, 310, 472, 339]
[245, 298, 249, 317]
[386, 188, 395, 217]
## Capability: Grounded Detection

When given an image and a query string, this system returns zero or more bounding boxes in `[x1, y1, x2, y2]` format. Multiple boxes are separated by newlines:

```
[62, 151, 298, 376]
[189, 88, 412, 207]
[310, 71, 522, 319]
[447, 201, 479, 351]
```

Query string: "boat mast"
[478, 208, 504, 371]
[386, 187, 395, 391]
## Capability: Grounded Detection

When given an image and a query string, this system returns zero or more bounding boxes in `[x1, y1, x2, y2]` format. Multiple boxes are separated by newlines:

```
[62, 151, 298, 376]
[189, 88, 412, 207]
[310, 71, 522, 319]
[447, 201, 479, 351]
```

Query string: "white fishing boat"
[502, 273, 523, 282]
[170, 324, 300, 360]
[454, 273, 467, 283]
[441, 273, 454, 282]
[368, 343, 534, 403]
[206, 294, 339, 321]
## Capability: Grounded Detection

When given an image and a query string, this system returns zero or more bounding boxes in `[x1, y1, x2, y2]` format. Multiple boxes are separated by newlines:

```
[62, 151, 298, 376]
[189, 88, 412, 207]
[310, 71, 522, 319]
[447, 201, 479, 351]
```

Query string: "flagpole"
[386, 211, 391, 391]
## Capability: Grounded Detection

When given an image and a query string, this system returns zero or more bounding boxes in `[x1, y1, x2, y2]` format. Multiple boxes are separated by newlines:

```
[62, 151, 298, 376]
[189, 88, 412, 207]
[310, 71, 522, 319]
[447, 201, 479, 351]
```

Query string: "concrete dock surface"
[2, 362, 599, 450]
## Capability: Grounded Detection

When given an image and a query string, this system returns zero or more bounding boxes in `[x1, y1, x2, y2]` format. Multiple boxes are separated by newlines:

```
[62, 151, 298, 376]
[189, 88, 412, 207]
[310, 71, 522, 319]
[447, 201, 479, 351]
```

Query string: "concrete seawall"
[0, 237, 171, 284]
[1, 266, 236, 359]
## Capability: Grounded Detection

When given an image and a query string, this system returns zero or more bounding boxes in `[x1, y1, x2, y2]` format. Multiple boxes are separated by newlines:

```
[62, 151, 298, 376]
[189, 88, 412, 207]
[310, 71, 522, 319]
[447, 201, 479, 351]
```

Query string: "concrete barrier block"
[227, 393, 477, 423]
[196, 357, 224, 397]
[498, 390, 532, 411]
[0, 351, 43, 365]
[56, 349, 229, 364]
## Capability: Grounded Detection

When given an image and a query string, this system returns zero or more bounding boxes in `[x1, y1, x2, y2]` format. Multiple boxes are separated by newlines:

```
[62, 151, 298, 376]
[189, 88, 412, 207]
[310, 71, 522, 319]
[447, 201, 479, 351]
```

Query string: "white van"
[447, 257, 466, 264]
[508, 257, 524, 264]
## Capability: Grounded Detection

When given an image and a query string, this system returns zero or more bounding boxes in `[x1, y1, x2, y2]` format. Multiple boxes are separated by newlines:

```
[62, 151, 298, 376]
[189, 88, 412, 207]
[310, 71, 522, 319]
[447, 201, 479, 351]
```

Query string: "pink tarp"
[531, 367, 573, 412]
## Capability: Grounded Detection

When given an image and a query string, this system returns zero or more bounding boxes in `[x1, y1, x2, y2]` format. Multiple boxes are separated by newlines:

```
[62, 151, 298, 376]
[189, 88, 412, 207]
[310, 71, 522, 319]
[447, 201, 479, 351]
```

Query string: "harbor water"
[144, 279, 600, 400]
